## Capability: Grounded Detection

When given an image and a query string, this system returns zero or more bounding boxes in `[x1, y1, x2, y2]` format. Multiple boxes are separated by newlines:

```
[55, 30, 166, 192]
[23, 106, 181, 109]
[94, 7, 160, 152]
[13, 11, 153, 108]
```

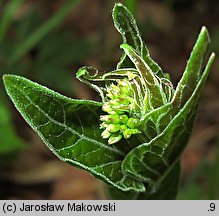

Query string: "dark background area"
[0, 0, 219, 199]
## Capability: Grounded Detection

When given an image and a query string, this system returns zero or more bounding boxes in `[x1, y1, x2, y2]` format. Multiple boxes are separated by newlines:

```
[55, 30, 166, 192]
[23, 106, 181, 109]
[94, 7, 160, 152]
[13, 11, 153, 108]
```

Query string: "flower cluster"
[100, 79, 141, 144]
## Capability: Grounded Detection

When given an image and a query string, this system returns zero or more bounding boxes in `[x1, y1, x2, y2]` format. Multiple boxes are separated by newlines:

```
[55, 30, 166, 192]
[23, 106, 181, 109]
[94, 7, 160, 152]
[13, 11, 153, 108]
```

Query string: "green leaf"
[141, 161, 181, 200]
[122, 53, 215, 188]
[76, 66, 140, 102]
[107, 160, 180, 199]
[107, 186, 138, 200]
[138, 28, 213, 143]
[112, 3, 166, 79]
[174, 26, 210, 107]
[3, 75, 145, 192]
[120, 43, 167, 109]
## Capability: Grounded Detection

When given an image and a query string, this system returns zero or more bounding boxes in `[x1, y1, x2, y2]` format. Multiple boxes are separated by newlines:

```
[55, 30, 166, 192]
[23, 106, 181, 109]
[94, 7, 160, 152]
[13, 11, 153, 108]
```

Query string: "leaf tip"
[206, 52, 216, 70]
[201, 26, 207, 33]
[3, 74, 14, 87]
[120, 43, 130, 50]
[3, 74, 10, 81]
[112, 3, 129, 25]
[210, 52, 216, 60]
[113, 2, 124, 10]
[200, 25, 210, 43]
[76, 67, 86, 79]
[3, 74, 23, 88]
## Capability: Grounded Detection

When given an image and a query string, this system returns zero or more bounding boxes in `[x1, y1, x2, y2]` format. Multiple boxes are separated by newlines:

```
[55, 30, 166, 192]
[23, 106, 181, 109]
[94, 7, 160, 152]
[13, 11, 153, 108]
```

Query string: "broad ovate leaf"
[3, 75, 145, 192]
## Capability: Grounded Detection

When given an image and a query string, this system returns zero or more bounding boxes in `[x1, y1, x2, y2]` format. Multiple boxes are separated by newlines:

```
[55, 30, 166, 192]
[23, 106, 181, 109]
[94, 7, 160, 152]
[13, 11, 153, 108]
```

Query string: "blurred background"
[0, 0, 219, 200]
